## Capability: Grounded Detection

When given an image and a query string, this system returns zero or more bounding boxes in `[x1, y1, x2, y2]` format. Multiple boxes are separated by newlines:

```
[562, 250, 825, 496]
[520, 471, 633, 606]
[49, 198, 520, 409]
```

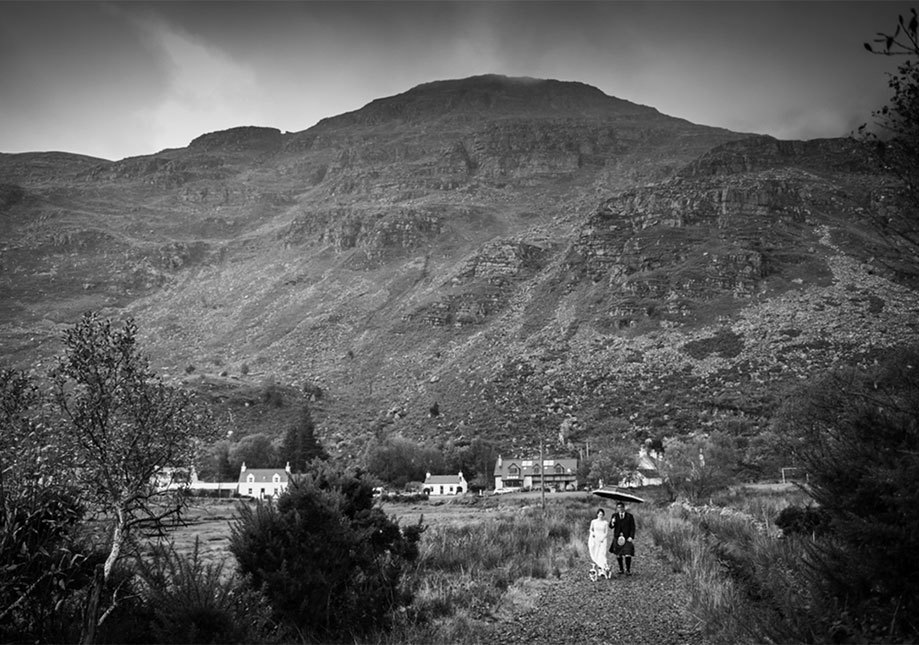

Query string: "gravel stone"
[485, 541, 703, 644]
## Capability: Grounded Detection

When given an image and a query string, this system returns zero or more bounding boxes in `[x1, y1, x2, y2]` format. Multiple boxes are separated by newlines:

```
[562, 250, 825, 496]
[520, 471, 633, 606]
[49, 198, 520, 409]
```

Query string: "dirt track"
[485, 540, 703, 645]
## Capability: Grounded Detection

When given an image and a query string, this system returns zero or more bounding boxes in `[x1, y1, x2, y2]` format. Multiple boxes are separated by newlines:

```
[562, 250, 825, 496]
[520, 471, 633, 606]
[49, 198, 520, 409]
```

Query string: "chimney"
[240, 462, 247, 473]
[425, 472, 431, 481]
[285, 461, 291, 474]
[496, 455, 503, 468]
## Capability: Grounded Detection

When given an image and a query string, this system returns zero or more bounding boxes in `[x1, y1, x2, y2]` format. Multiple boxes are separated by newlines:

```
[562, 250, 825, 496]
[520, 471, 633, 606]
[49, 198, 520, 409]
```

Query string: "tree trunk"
[103, 517, 124, 580]
[79, 564, 104, 645]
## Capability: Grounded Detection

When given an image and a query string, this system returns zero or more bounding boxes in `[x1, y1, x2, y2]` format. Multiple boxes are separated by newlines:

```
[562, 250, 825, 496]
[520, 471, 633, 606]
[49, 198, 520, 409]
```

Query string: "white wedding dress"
[588, 517, 610, 572]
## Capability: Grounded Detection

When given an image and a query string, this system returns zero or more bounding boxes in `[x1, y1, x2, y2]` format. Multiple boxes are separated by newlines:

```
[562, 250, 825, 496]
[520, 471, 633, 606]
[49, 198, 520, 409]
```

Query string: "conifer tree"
[280, 405, 327, 473]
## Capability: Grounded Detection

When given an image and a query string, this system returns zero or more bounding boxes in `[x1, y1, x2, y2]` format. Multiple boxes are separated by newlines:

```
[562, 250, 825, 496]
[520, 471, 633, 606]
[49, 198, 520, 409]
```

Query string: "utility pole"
[540, 437, 546, 513]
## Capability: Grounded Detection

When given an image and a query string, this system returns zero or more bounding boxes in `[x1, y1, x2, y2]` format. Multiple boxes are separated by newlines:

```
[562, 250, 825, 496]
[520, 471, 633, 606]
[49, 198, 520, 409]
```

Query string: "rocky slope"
[0, 75, 915, 458]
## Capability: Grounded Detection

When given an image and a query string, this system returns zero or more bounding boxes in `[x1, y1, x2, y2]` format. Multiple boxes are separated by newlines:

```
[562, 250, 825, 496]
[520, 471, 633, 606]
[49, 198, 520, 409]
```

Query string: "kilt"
[610, 538, 635, 557]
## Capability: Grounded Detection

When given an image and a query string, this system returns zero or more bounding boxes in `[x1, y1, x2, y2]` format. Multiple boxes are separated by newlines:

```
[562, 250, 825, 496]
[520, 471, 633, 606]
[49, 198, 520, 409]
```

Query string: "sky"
[0, 1, 911, 161]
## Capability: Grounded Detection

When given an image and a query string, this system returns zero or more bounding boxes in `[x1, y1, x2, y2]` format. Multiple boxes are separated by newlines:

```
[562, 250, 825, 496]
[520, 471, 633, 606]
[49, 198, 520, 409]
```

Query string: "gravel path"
[485, 541, 703, 644]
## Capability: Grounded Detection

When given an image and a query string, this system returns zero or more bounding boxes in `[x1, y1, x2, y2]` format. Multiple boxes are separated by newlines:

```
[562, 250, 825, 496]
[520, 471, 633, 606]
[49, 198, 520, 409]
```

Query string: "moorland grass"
[644, 488, 829, 644]
[375, 498, 590, 643]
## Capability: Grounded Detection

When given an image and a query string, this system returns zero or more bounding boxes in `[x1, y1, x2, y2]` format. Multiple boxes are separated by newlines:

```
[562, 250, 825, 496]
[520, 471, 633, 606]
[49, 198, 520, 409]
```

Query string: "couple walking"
[588, 502, 636, 580]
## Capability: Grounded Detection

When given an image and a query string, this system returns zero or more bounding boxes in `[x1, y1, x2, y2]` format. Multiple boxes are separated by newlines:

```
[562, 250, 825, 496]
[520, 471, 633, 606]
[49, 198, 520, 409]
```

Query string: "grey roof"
[238, 468, 289, 484]
[494, 457, 578, 478]
[426, 473, 466, 485]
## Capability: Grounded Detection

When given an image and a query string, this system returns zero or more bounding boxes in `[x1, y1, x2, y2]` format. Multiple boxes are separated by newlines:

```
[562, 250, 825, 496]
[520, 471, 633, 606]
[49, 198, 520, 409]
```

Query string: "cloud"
[132, 14, 263, 152]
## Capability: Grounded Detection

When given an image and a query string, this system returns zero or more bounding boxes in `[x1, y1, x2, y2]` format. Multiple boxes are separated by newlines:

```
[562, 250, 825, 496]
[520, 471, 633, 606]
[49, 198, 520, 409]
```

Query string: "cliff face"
[1, 76, 915, 457]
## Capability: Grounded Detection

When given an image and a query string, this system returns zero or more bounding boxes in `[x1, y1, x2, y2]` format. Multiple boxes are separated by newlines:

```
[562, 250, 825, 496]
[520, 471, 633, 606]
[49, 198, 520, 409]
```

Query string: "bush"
[229, 464, 424, 642]
[774, 505, 830, 537]
[0, 482, 98, 643]
[786, 349, 919, 641]
[130, 539, 274, 644]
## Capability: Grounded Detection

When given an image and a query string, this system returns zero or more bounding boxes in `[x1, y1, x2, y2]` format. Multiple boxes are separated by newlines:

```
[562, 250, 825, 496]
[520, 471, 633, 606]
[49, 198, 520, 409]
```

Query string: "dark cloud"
[0, 1, 912, 159]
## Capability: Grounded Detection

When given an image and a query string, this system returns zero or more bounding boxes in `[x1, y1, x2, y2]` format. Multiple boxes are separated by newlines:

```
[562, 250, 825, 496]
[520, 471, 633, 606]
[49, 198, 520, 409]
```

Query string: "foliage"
[442, 437, 499, 491]
[863, 9, 919, 281]
[228, 432, 279, 471]
[647, 499, 834, 644]
[280, 405, 328, 473]
[129, 539, 275, 644]
[578, 434, 637, 488]
[0, 367, 99, 643]
[50, 313, 217, 583]
[196, 439, 236, 482]
[366, 436, 445, 489]
[773, 505, 831, 538]
[786, 349, 919, 641]
[657, 432, 742, 502]
[229, 463, 424, 642]
[385, 499, 586, 643]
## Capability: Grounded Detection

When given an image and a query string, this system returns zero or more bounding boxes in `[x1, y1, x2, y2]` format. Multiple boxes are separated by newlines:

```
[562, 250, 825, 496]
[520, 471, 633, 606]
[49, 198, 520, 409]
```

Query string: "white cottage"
[237, 462, 291, 499]
[619, 444, 663, 488]
[423, 471, 467, 496]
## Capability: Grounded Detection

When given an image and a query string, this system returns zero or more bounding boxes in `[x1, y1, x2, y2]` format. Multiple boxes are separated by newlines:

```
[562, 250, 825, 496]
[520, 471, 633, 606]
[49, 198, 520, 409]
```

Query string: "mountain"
[1, 74, 915, 459]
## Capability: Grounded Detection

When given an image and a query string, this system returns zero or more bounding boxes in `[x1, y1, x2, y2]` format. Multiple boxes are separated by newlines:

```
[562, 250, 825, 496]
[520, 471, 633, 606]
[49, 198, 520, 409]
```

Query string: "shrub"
[130, 539, 274, 644]
[229, 464, 424, 642]
[774, 505, 830, 537]
[787, 350, 919, 641]
[0, 482, 97, 643]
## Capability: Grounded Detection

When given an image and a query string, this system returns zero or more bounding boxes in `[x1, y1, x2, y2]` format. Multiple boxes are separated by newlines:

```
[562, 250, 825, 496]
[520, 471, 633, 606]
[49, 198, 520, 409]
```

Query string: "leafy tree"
[785, 349, 919, 641]
[366, 436, 445, 489]
[49, 313, 216, 640]
[195, 439, 236, 482]
[228, 432, 278, 472]
[658, 432, 740, 502]
[444, 437, 499, 491]
[580, 435, 638, 488]
[229, 464, 424, 642]
[0, 368, 97, 643]
[280, 405, 328, 473]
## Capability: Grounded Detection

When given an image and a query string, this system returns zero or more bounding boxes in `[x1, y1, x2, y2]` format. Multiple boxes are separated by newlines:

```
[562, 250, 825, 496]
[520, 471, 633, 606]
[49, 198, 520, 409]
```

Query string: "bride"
[588, 508, 611, 579]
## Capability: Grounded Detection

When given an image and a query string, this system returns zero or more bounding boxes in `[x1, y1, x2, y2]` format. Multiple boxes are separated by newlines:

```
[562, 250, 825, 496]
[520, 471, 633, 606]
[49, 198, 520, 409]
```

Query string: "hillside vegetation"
[1, 74, 915, 459]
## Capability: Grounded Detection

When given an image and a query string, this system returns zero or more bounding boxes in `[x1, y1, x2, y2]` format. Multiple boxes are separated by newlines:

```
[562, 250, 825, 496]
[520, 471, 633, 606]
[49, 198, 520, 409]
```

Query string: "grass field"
[157, 485, 812, 643]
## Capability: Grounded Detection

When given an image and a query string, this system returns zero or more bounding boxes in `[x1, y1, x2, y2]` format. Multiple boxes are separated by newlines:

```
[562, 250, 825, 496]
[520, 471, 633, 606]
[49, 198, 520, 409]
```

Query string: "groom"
[608, 501, 636, 575]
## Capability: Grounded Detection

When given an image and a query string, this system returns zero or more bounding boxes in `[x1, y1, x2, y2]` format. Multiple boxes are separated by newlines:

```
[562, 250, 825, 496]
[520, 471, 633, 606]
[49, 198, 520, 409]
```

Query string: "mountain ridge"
[0, 74, 914, 462]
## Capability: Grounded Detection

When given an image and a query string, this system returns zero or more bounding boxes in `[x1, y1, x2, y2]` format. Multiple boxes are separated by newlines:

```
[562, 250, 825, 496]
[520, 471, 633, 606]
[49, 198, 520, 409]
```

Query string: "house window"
[555, 464, 565, 474]
[533, 464, 541, 474]
[248, 488, 253, 496]
[509, 464, 520, 476]
[272, 474, 280, 483]
[247, 474, 254, 483]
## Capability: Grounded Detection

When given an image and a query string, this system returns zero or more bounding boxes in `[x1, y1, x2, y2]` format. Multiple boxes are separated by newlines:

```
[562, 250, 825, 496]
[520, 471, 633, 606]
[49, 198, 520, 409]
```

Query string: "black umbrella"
[591, 488, 646, 504]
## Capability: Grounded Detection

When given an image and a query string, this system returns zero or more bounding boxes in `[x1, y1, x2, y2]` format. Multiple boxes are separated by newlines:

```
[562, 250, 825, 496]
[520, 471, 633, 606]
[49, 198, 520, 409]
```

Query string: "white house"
[237, 462, 291, 499]
[619, 444, 663, 488]
[423, 471, 467, 496]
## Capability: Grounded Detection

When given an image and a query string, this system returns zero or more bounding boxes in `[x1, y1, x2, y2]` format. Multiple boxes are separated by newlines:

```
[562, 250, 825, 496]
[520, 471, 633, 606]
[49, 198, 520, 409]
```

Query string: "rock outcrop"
[0, 76, 915, 458]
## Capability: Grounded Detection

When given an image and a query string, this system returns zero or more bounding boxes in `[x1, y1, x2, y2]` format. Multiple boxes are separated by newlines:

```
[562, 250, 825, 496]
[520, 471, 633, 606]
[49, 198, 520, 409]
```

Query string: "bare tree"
[49, 313, 215, 641]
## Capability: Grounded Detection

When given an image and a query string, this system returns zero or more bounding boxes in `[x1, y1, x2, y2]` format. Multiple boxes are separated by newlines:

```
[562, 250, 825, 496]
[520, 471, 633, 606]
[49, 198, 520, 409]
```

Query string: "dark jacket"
[609, 511, 635, 541]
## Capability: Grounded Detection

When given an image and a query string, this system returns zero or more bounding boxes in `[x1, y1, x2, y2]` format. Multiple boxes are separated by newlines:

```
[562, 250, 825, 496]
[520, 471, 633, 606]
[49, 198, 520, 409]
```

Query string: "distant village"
[161, 445, 663, 500]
